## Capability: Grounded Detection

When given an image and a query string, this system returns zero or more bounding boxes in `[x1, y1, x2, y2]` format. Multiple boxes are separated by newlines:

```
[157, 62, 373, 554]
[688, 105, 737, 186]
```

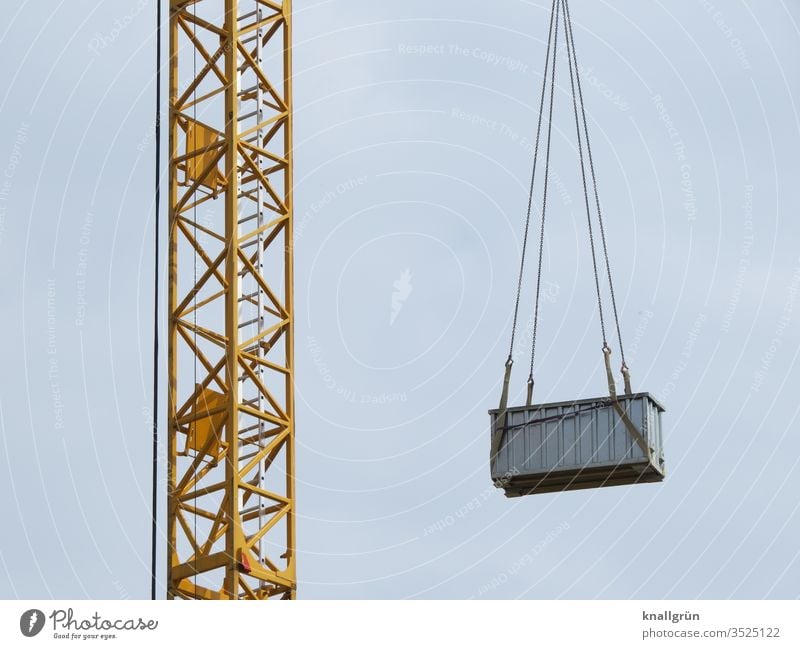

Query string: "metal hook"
[620, 362, 632, 396]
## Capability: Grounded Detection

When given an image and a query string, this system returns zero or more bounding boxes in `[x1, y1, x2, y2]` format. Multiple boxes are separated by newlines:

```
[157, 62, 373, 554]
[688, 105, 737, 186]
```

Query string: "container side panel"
[498, 412, 506, 472]
[510, 412, 525, 473]
[489, 394, 666, 488]
[564, 411, 578, 467]
[579, 411, 593, 466]
[492, 412, 508, 477]
[533, 421, 545, 471]
[629, 398, 643, 459]
[544, 421, 558, 470]
[656, 399, 664, 457]
[613, 403, 626, 460]
[510, 418, 525, 474]
[600, 406, 613, 464]
[650, 398, 664, 459]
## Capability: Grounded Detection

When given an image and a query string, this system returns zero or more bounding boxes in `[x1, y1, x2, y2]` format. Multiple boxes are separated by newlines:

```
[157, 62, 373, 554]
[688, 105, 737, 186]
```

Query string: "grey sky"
[0, 0, 799, 599]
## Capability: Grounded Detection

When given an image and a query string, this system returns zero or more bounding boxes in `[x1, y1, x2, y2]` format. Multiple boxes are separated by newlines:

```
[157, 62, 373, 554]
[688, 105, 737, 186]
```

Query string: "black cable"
[507, 0, 558, 362]
[150, 0, 162, 602]
[528, 0, 561, 379]
[192, 4, 199, 601]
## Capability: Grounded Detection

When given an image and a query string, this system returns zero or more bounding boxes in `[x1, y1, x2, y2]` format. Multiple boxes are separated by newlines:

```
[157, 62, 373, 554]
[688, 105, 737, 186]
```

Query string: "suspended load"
[490, 0, 665, 497]
[491, 391, 665, 497]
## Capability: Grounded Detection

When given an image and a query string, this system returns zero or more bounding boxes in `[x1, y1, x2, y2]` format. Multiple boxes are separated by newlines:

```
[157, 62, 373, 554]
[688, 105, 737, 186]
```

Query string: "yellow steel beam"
[167, 0, 295, 600]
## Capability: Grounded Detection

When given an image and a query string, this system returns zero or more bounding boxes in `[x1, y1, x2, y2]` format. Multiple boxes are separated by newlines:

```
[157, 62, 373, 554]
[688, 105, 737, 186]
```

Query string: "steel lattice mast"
[167, 0, 295, 599]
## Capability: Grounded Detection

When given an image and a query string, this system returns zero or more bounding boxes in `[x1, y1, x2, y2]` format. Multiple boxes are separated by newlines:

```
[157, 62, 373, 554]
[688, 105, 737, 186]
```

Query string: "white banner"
[0, 600, 795, 648]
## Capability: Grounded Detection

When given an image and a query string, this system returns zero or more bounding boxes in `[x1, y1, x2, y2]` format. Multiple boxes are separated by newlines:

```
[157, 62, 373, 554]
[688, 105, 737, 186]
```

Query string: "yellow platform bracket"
[183, 386, 226, 458]
[182, 119, 226, 193]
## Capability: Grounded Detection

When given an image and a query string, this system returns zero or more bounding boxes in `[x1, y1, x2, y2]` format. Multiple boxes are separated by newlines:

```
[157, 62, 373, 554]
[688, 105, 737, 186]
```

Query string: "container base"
[497, 460, 664, 498]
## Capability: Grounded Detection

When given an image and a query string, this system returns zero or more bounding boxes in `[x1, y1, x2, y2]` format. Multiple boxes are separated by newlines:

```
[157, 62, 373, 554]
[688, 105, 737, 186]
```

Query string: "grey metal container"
[489, 393, 665, 497]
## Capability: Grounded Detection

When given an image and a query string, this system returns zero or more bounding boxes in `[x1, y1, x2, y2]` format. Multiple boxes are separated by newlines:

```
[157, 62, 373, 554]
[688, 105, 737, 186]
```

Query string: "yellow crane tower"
[166, 0, 296, 599]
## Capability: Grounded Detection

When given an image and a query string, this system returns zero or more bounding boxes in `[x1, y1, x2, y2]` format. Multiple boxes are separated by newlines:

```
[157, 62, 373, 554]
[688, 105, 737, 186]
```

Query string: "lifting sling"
[491, 0, 649, 467]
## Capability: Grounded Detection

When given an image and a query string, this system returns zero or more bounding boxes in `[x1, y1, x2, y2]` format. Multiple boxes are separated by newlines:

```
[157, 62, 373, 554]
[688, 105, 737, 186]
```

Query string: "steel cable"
[528, 0, 561, 381]
[507, 0, 558, 362]
[562, 0, 627, 366]
[561, 0, 608, 349]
